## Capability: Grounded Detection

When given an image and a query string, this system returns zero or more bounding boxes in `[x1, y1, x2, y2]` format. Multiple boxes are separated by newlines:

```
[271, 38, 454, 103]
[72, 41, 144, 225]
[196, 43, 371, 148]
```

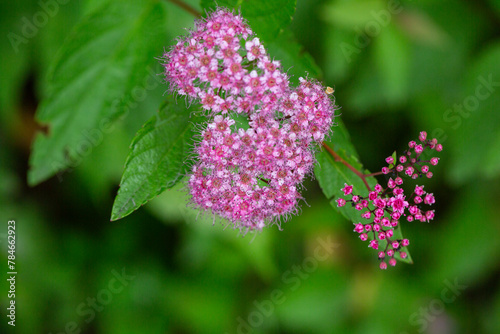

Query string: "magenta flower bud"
[421, 165, 429, 173]
[414, 185, 425, 196]
[399, 155, 407, 163]
[342, 184, 353, 195]
[387, 249, 395, 257]
[386, 229, 394, 238]
[419, 131, 427, 141]
[402, 239, 410, 247]
[337, 198, 346, 207]
[380, 261, 387, 270]
[389, 258, 397, 266]
[424, 193, 435, 205]
[415, 144, 424, 154]
[430, 157, 439, 165]
[386, 156, 394, 165]
[360, 233, 368, 241]
[364, 224, 372, 231]
[400, 251, 407, 259]
[382, 167, 390, 174]
[436, 144, 443, 151]
[354, 223, 364, 233]
[408, 141, 416, 148]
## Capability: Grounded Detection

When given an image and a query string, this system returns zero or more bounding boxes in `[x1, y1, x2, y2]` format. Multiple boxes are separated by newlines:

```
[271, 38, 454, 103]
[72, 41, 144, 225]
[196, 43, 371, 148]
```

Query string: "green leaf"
[267, 30, 322, 85]
[322, 0, 385, 28]
[28, 0, 167, 185]
[111, 98, 205, 221]
[373, 24, 410, 104]
[448, 42, 500, 183]
[314, 120, 412, 264]
[200, 0, 297, 42]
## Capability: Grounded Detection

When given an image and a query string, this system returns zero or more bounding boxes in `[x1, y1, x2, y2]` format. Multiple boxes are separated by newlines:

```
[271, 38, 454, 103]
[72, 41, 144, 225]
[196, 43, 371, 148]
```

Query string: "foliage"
[1, 0, 499, 333]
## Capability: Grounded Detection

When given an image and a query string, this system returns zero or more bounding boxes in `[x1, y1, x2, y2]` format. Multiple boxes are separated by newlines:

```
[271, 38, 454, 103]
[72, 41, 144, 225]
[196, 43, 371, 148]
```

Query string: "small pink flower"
[354, 223, 364, 233]
[342, 184, 353, 195]
[419, 131, 427, 141]
[424, 193, 435, 205]
[337, 198, 346, 207]
[414, 185, 425, 196]
[380, 261, 387, 270]
[386, 156, 394, 165]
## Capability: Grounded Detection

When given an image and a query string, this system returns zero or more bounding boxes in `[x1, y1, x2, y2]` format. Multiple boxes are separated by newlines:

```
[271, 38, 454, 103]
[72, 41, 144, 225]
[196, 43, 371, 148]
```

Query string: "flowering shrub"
[20, 0, 438, 269]
[156, 7, 444, 268]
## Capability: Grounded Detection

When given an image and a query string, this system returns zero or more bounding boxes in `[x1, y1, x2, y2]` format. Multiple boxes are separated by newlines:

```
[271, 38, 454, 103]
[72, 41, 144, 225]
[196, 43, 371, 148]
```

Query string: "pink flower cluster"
[162, 8, 337, 230]
[337, 131, 442, 269]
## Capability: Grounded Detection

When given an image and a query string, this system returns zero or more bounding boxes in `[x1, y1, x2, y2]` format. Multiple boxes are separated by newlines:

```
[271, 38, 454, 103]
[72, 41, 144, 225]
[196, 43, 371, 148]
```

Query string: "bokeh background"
[1, 0, 500, 333]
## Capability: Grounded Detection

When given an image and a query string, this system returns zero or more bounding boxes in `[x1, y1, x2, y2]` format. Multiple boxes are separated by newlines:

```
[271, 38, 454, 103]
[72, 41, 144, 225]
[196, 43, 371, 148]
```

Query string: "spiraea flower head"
[163, 8, 337, 231]
[338, 132, 442, 268]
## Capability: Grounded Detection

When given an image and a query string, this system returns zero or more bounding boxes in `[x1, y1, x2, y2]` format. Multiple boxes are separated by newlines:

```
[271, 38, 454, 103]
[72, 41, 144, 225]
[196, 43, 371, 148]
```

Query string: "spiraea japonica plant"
[27, 0, 442, 269]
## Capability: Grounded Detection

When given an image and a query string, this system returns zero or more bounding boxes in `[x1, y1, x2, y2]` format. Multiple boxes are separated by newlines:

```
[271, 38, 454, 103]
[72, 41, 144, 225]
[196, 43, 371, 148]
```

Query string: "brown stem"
[168, 0, 202, 18]
[321, 142, 372, 192]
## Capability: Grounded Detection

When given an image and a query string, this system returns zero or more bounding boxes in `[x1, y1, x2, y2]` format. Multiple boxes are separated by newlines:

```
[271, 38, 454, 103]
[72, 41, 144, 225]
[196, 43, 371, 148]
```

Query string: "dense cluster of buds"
[163, 8, 337, 230]
[337, 132, 443, 269]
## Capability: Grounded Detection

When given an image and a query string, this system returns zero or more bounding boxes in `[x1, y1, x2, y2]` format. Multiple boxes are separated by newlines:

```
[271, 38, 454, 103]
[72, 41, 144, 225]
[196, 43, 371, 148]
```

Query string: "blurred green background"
[1, 0, 500, 333]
